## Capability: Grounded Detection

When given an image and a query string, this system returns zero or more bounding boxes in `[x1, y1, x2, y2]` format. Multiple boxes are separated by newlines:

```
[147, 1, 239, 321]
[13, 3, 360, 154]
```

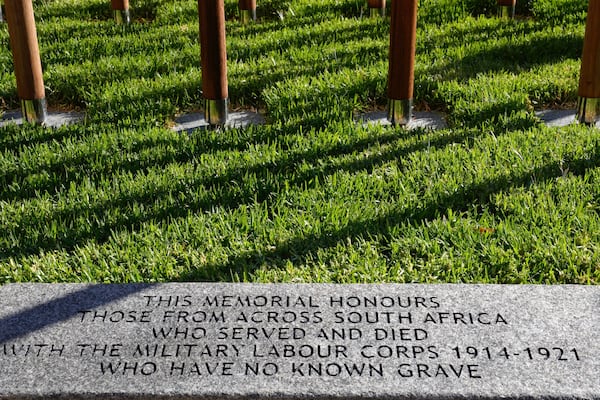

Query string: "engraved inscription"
[0, 291, 585, 382]
[2, 282, 597, 400]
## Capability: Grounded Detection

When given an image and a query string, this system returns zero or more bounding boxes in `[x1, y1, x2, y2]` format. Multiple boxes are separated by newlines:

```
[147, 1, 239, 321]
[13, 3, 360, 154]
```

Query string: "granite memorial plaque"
[0, 283, 598, 399]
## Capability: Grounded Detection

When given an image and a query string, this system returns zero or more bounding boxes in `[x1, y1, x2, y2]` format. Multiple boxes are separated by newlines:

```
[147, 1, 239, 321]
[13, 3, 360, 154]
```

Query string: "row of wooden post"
[3, 0, 600, 126]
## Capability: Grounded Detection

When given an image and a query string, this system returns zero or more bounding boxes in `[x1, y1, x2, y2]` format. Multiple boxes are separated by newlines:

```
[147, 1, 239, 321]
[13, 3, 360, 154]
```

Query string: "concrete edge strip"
[0, 109, 85, 128]
[172, 111, 266, 133]
[357, 110, 448, 130]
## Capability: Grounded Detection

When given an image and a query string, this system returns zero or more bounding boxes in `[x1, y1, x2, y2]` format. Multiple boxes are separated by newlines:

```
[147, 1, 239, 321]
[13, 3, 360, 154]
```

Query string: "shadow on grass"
[0, 5, 590, 271]
[447, 98, 537, 129]
[0, 123, 97, 154]
[36, 0, 159, 21]
[36, 0, 112, 20]
[229, 19, 386, 62]
[455, 34, 582, 80]
[0, 122, 503, 261]
[299, 0, 370, 19]
[182, 144, 600, 281]
[19, 15, 387, 123]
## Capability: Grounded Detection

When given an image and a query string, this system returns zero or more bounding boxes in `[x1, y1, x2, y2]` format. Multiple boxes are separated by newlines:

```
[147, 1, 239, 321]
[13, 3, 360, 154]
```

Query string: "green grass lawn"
[0, 0, 598, 284]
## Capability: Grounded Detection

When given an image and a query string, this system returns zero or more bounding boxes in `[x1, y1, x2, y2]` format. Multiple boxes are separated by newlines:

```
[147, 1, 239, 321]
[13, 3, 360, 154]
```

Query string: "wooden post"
[578, 0, 600, 125]
[111, 0, 130, 24]
[497, 0, 516, 19]
[5, 0, 47, 124]
[238, 0, 256, 24]
[387, 0, 417, 126]
[198, 0, 229, 126]
[367, 0, 385, 17]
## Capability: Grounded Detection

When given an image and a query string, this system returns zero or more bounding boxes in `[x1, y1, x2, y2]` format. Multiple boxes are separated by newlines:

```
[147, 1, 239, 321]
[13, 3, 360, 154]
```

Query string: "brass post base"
[113, 9, 130, 25]
[577, 97, 600, 125]
[240, 8, 256, 24]
[497, 5, 515, 19]
[21, 98, 47, 125]
[205, 99, 229, 126]
[387, 99, 412, 126]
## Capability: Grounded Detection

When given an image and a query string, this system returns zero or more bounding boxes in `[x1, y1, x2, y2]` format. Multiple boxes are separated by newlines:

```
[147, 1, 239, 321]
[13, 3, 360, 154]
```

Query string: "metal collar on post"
[387, 99, 412, 126]
[21, 98, 47, 125]
[113, 8, 130, 25]
[111, 0, 130, 24]
[205, 99, 229, 127]
[577, 98, 600, 125]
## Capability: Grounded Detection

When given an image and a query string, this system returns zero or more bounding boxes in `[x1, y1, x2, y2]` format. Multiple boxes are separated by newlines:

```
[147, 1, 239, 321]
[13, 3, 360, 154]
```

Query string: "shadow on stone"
[0, 284, 152, 344]
[0, 109, 85, 128]
[535, 109, 577, 127]
[173, 111, 266, 133]
[358, 110, 447, 130]
[535, 109, 600, 128]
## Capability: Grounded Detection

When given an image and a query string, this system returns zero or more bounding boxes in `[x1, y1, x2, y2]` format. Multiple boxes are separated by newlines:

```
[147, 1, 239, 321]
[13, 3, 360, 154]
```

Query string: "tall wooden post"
[367, 0, 385, 17]
[497, 0, 516, 19]
[238, 0, 256, 24]
[387, 0, 417, 126]
[578, 0, 600, 125]
[5, 0, 47, 124]
[199, 0, 229, 126]
[111, 0, 130, 24]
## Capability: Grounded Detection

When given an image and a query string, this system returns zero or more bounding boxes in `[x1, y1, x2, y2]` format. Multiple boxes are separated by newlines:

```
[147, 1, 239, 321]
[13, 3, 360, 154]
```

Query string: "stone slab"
[535, 109, 577, 128]
[358, 111, 447, 130]
[0, 110, 85, 128]
[535, 109, 600, 128]
[0, 283, 598, 400]
[173, 111, 265, 133]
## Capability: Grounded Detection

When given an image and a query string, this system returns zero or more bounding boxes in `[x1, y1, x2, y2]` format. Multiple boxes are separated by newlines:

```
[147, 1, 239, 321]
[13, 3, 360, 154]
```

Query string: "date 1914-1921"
[451, 346, 581, 361]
